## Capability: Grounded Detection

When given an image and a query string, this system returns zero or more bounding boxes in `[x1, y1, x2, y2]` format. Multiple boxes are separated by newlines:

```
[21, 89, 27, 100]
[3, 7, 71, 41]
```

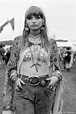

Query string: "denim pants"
[14, 82, 55, 114]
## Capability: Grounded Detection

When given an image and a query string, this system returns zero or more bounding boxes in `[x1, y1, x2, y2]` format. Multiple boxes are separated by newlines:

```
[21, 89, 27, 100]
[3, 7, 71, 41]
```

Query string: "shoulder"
[13, 35, 22, 48]
[49, 38, 57, 47]
[10, 35, 22, 54]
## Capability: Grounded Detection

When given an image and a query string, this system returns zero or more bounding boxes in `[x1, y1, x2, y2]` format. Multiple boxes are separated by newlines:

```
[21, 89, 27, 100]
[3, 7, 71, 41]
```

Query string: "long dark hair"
[22, 6, 50, 52]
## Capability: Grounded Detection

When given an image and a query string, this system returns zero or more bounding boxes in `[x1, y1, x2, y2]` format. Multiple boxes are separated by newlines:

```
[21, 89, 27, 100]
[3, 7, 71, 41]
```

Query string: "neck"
[30, 29, 40, 36]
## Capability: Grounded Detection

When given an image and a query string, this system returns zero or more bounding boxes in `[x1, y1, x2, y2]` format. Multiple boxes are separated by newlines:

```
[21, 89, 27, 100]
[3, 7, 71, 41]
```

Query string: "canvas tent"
[56, 40, 72, 47]
[56, 40, 76, 52]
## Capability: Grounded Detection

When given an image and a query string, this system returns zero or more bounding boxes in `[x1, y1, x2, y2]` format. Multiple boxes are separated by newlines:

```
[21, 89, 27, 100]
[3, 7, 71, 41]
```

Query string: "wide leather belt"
[20, 74, 49, 86]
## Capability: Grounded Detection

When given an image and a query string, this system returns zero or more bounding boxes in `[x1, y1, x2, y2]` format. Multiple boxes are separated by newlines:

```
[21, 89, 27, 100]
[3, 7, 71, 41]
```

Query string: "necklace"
[29, 33, 40, 38]
[30, 44, 41, 72]
[29, 34, 41, 44]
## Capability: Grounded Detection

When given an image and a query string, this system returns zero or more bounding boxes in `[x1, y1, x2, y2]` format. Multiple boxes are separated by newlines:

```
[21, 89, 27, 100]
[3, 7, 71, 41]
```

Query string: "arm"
[2, 37, 21, 111]
[6, 36, 22, 78]
[50, 38, 62, 81]
[6, 46, 20, 72]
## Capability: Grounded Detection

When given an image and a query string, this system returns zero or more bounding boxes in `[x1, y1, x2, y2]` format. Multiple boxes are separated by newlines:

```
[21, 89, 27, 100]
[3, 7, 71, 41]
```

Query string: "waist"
[19, 74, 50, 86]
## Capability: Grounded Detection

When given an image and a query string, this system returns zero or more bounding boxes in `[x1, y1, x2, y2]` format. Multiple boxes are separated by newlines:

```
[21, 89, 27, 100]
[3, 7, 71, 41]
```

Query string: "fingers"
[47, 82, 55, 89]
[48, 82, 53, 88]
[46, 77, 52, 81]
[15, 86, 22, 91]
[20, 79, 25, 85]
[46, 77, 56, 89]
[15, 78, 25, 90]
[46, 78, 52, 88]
[18, 81, 22, 89]
[11, 75, 17, 81]
[19, 79, 25, 89]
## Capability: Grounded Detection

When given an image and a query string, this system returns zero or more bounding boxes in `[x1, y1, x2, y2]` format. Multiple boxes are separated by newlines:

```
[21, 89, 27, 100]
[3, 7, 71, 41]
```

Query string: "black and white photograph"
[0, 0, 76, 114]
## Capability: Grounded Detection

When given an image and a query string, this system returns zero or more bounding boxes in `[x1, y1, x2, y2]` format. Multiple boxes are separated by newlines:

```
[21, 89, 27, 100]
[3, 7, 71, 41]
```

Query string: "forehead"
[25, 7, 44, 18]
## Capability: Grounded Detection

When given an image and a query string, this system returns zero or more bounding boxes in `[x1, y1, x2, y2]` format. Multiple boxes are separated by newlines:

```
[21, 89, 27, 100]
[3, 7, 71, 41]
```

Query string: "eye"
[35, 15, 41, 19]
[26, 15, 32, 20]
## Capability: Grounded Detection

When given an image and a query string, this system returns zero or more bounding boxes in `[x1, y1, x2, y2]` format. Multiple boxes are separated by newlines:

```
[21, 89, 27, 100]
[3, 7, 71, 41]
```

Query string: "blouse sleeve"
[50, 38, 60, 71]
[2, 36, 21, 111]
[6, 36, 22, 72]
[6, 46, 20, 72]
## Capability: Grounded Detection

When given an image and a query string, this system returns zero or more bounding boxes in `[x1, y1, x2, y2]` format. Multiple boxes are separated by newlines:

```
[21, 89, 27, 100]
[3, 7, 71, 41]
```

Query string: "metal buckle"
[27, 76, 40, 86]
[40, 79, 46, 86]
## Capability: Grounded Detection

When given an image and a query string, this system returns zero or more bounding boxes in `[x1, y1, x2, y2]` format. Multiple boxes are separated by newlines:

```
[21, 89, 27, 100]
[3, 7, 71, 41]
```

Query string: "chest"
[20, 45, 49, 62]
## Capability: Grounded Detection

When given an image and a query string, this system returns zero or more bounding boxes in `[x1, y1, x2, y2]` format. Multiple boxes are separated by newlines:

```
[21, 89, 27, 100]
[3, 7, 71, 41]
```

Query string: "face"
[26, 15, 44, 30]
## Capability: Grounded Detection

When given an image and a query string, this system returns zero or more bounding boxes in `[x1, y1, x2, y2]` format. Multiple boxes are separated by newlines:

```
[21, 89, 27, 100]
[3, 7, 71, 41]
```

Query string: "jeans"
[14, 82, 55, 114]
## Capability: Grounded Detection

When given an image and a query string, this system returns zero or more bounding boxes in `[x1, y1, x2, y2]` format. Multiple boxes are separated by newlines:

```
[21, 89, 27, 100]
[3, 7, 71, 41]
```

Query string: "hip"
[14, 74, 56, 99]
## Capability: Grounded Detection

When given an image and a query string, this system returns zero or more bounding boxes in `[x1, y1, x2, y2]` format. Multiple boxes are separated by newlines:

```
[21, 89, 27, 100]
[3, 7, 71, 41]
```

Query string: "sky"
[0, 0, 76, 43]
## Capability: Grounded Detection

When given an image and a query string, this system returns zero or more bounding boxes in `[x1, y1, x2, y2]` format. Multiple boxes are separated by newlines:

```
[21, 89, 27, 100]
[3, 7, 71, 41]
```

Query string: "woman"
[2, 6, 63, 114]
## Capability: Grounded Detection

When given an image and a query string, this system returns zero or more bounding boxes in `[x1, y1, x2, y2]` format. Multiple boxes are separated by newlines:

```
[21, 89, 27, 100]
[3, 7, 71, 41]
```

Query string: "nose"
[32, 17, 36, 23]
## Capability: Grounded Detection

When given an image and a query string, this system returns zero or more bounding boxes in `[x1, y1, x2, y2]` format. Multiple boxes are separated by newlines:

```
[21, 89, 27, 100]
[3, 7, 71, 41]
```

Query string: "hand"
[15, 78, 25, 90]
[46, 76, 58, 89]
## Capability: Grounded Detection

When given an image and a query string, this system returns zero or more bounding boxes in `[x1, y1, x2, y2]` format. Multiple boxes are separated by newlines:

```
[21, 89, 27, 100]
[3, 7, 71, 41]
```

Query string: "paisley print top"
[2, 36, 60, 111]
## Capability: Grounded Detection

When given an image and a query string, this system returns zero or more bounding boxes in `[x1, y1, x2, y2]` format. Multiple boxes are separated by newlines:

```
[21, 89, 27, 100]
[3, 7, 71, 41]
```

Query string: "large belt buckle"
[27, 75, 40, 86]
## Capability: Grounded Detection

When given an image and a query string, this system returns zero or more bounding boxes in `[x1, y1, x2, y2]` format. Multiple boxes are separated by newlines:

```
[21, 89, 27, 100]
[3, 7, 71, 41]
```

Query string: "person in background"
[2, 6, 63, 114]
[63, 47, 73, 71]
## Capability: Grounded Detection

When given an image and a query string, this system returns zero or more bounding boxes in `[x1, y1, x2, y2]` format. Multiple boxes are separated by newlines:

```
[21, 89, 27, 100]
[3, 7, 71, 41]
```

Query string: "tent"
[56, 40, 76, 52]
[56, 40, 72, 47]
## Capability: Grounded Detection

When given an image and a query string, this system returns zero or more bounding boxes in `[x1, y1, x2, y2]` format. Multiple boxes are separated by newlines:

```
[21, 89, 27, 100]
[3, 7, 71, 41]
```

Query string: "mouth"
[31, 24, 38, 27]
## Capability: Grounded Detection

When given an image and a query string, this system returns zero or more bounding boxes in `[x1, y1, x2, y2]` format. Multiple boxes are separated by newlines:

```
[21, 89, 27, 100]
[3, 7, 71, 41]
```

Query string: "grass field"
[0, 64, 76, 114]
[62, 68, 76, 114]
